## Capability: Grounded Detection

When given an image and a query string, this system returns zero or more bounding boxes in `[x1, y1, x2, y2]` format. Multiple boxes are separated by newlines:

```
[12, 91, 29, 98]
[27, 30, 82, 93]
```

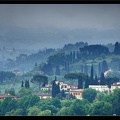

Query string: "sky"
[0, 4, 120, 50]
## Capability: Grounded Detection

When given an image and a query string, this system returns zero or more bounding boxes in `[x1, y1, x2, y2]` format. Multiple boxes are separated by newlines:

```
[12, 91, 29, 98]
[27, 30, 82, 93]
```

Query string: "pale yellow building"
[89, 85, 110, 93]
[69, 89, 83, 99]
[111, 84, 120, 92]
[37, 94, 52, 99]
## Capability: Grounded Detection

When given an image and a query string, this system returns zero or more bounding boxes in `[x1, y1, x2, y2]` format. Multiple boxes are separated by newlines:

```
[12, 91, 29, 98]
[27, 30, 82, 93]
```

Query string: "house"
[0, 94, 18, 100]
[111, 84, 120, 92]
[89, 85, 110, 93]
[69, 89, 83, 99]
[37, 93, 52, 99]
[55, 80, 78, 91]
[41, 84, 52, 91]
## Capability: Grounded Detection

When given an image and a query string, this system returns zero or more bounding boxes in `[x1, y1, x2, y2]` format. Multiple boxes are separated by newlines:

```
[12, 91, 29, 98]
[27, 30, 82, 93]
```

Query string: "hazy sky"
[0, 4, 120, 50]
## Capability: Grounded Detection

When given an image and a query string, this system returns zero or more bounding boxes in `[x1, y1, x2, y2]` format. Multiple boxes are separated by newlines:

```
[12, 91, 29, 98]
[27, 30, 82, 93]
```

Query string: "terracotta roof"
[0, 94, 18, 99]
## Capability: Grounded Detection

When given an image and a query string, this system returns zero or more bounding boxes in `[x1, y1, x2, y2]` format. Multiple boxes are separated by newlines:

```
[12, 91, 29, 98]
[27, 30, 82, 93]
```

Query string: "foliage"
[89, 101, 112, 116]
[82, 88, 97, 103]
[52, 78, 60, 98]
[68, 99, 86, 116]
[0, 71, 16, 83]
[27, 106, 41, 116]
[37, 110, 51, 116]
[18, 88, 32, 97]
[8, 89, 15, 96]
[114, 42, 120, 55]
[31, 74, 48, 90]
[56, 107, 70, 116]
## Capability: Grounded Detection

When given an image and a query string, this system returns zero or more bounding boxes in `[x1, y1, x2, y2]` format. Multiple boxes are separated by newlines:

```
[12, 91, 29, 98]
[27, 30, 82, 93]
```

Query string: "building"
[0, 94, 18, 100]
[69, 89, 83, 99]
[41, 84, 52, 91]
[55, 80, 78, 91]
[89, 85, 110, 93]
[111, 84, 120, 92]
[37, 93, 52, 99]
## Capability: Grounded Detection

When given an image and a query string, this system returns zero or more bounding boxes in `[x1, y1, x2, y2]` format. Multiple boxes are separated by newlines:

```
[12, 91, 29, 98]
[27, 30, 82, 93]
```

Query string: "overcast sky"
[0, 4, 120, 50]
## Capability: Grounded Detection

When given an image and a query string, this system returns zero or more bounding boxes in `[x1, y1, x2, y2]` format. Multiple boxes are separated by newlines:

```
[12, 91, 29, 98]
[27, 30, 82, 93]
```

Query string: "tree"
[56, 90, 66, 100]
[31, 74, 48, 90]
[27, 106, 41, 116]
[90, 101, 112, 116]
[25, 80, 30, 89]
[82, 88, 97, 103]
[69, 99, 86, 116]
[101, 60, 108, 73]
[8, 89, 15, 96]
[12, 108, 24, 116]
[100, 72, 106, 85]
[28, 95, 40, 107]
[52, 97, 61, 108]
[18, 88, 32, 98]
[55, 65, 60, 76]
[114, 42, 120, 55]
[78, 76, 83, 89]
[90, 64, 94, 85]
[41, 63, 54, 76]
[84, 63, 88, 74]
[64, 72, 88, 86]
[98, 62, 101, 77]
[21, 80, 24, 87]
[94, 74, 99, 85]
[1, 97, 12, 115]
[56, 107, 70, 116]
[38, 110, 51, 116]
[52, 77, 60, 98]
[84, 75, 90, 88]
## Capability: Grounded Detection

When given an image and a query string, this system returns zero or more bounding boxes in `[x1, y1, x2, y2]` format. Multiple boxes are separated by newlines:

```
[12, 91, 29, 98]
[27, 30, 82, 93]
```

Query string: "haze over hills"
[0, 25, 119, 50]
[0, 4, 120, 50]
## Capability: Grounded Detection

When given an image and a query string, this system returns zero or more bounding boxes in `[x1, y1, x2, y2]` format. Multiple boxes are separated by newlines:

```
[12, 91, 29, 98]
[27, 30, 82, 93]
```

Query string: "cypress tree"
[70, 51, 73, 63]
[90, 64, 94, 85]
[114, 42, 120, 55]
[101, 60, 108, 73]
[98, 62, 101, 77]
[94, 74, 99, 85]
[73, 51, 76, 61]
[52, 80, 56, 98]
[78, 76, 83, 89]
[84, 63, 88, 74]
[100, 72, 106, 85]
[21, 80, 24, 87]
[76, 51, 79, 59]
[52, 76, 60, 98]
[25, 80, 30, 89]
[84, 75, 89, 88]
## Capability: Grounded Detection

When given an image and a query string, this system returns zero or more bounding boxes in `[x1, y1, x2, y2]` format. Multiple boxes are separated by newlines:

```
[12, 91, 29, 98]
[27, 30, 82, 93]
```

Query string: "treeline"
[0, 71, 16, 83]
[37, 41, 120, 76]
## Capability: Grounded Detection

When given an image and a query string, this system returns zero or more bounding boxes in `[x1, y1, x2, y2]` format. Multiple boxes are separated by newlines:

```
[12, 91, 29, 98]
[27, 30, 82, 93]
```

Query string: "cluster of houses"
[0, 80, 120, 100]
[37, 80, 120, 100]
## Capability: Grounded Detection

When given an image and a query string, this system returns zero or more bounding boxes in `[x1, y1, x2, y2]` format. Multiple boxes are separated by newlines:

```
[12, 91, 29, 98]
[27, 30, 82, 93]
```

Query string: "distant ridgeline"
[79, 44, 110, 56]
